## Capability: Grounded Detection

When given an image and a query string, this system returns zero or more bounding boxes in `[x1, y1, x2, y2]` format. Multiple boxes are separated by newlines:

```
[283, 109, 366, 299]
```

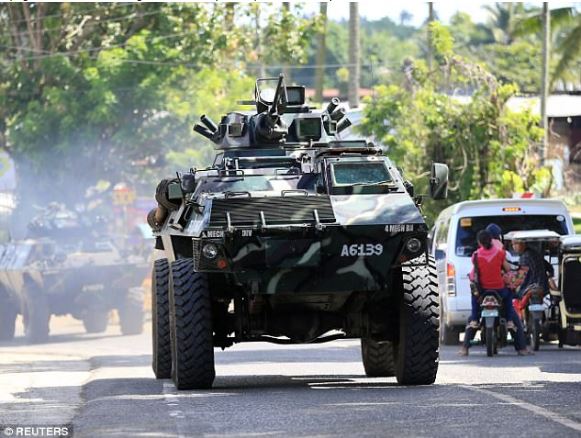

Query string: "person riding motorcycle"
[486, 223, 504, 250]
[458, 229, 528, 356]
[511, 238, 550, 299]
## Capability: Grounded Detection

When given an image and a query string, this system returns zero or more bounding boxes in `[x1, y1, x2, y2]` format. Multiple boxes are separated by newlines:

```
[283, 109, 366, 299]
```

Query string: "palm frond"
[553, 23, 581, 81]
[513, 7, 575, 37]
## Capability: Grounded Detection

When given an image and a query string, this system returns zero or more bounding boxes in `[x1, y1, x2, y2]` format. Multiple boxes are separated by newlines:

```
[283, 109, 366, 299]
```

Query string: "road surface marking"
[163, 382, 187, 438]
[463, 385, 581, 433]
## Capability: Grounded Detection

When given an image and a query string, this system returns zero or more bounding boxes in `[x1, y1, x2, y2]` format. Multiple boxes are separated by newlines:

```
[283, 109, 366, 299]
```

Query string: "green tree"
[360, 22, 547, 221]
[448, 11, 542, 93]
[482, 2, 527, 44]
[516, 7, 581, 85]
[0, 3, 318, 209]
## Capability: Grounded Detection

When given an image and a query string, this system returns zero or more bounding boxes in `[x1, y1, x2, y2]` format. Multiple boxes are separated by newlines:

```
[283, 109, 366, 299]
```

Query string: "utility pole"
[427, 2, 434, 70]
[540, 2, 550, 164]
[282, 2, 292, 83]
[314, 2, 328, 103]
[348, 2, 360, 108]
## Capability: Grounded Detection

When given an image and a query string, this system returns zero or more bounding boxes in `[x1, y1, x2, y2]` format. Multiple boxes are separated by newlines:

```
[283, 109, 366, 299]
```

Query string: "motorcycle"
[513, 286, 545, 351]
[478, 291, 508, 357]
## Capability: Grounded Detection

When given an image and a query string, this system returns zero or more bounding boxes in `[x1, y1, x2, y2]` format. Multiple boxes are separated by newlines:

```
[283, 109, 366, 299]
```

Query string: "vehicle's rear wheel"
[528, 313, 541, 351]
[440, 322, 460, 346]
[0, 286, 17, 341]
[22, 279, 50, 344]
[119, 287, 144, 335]
[82, 310, 109, 334]
[169, 259, 215, 390]
[395, 255, 439, 385]
[361, 339, 395, 377]
[152, 259, 171, 379]
[486, 327, 495, 357]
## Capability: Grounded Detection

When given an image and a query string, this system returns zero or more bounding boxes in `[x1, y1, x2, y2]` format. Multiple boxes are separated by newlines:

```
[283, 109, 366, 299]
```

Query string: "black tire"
[441, 323, 459, 346]
[119, 287, 144, 335]
[361, 339, 395, 377]
[0, 287, 17, 341]
[486, 327, 495, 357]
[541, 323, 557, 342]
[22, 280, 50, 344]
[152, 259, 172, 379]
[529, 314, 541, 351]
[395, 255, 439, 385]
[169, 259, 215, 390]
[558, 329, 565, 349]
[82, 311, 109, 333]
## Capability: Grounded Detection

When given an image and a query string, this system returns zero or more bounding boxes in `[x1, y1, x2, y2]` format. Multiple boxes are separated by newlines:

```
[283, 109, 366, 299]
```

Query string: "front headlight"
[202, 243, 218, 259]
[406, 238, 422, 254]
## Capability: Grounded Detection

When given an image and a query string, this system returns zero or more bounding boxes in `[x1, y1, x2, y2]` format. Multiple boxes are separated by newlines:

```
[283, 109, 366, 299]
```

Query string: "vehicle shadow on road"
[0, 354, 151, 374]
[212, 374, 404, 390]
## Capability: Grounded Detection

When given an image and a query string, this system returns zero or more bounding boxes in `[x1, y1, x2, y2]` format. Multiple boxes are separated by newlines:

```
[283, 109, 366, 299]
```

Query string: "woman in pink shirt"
[459, 230, 528, 356]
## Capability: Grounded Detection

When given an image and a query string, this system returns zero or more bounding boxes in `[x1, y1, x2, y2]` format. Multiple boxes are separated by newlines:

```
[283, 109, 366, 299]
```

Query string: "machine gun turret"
[191, 73, 352, 149]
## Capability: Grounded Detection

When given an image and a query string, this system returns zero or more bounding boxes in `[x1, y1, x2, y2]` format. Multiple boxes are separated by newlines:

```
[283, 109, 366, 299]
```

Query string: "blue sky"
[302, 1, 580, 26]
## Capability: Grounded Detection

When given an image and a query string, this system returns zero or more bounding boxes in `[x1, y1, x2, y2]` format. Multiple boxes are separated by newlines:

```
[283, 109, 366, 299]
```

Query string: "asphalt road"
[1, 316, 580, 438]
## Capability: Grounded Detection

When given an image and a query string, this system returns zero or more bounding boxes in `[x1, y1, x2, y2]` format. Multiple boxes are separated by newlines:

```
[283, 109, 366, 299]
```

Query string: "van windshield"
[455, 215, 569, 257]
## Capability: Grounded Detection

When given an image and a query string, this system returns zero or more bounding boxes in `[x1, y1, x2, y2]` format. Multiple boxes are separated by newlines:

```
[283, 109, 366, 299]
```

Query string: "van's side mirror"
[429, 162, 448, 200]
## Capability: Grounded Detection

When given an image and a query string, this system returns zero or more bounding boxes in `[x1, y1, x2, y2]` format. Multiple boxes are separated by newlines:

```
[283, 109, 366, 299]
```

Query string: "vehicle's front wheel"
[119, 287, 144, 335]
[0, 286, 17, 341]
[169, 259, 215, 390]
[152, 259, 171, 379]
[82, 310, 109, 334]
[395, 256, 439, 385]
[22, 279, 50, 344]
[361, 338, 395, 377]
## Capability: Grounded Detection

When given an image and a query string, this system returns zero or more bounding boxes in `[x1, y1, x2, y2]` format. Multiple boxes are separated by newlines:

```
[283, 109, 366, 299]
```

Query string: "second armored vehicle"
[0, 204, 147, 342]
[149, 76, 449, 388]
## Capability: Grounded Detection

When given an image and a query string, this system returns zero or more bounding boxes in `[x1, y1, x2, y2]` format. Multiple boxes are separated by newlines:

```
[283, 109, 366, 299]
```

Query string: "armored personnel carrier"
[149, 75, 449, 389]
[0, 203, 147, 342]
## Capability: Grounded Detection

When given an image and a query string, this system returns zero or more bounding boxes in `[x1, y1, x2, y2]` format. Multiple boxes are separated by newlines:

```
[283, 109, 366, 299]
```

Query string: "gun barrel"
[330, 107, 346, 122]
[193, 124, 215, 141]
[201, 115, 218, 133]
[326, 97, 341, 114]
[336, 118, 352, 133]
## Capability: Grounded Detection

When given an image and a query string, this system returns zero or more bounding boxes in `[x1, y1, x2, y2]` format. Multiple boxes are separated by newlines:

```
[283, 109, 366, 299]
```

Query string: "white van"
[431, 199, 574, 345]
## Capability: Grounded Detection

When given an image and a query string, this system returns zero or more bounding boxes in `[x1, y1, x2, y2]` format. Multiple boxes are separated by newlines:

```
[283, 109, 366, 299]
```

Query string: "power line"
[5, 9, 164, 39]
[4, 30, 199, 63]
[4, 2, 137, 25]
